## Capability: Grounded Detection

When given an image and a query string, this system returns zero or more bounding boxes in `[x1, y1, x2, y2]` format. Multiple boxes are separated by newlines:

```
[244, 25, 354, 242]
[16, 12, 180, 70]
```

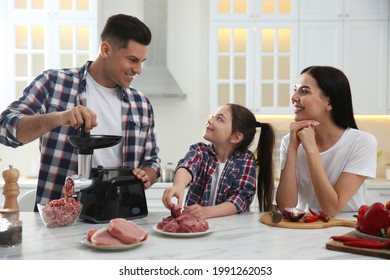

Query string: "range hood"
[131, 0, 186, 98]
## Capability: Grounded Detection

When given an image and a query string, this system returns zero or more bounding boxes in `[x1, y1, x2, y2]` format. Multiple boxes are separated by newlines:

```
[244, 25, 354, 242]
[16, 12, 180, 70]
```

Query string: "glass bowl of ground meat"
[37, 198, 82, 227]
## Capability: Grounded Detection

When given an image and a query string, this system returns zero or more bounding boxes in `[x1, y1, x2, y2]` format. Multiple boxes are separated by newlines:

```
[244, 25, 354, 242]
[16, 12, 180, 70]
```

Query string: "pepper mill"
[2, 165, 20, 210]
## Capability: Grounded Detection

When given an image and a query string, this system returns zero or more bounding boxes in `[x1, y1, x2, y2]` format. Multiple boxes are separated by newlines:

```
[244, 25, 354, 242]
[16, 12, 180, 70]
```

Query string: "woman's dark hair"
[229, 104, 275, 212]
[100, 14, 152, 49]
[301, 66, 358, 129]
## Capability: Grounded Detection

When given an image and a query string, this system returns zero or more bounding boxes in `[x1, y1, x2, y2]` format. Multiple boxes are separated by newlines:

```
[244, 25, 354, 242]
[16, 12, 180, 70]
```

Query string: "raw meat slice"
[157, 216, 175, 229]
[108, 218, 148, 244]
[90, 227, 125, 246]
[87, 228, 98, 241]
[170, 204, 182, 218]
[178, 213, 209, 233]
[162, 219, 181, 232]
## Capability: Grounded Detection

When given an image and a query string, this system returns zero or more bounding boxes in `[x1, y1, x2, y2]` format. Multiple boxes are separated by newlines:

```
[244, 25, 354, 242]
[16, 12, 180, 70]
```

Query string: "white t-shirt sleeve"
[343, 131, 377, 179]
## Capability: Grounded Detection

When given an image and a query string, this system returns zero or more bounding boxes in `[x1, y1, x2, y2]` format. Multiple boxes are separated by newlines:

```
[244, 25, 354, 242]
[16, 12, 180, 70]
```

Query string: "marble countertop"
[0, 212, 380, 260]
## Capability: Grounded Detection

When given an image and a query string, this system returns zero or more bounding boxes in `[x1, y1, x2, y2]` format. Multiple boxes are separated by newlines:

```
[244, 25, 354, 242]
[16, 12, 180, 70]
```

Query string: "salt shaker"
[0, 208, 23, 247]
[2, 165, 20, 210]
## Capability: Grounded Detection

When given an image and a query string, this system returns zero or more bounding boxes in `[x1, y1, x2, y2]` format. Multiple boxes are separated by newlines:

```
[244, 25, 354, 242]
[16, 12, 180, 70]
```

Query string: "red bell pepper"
[356, 204, 369, 228]
[358, 202, 390, 237]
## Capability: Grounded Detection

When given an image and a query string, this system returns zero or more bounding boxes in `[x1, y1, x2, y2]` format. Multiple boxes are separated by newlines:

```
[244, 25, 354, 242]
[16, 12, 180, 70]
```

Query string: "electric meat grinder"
[67, 128, 148, 223]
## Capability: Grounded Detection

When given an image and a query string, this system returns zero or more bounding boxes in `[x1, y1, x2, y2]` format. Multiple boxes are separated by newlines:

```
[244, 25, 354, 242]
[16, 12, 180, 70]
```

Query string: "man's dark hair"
[100, 14, 152, 49]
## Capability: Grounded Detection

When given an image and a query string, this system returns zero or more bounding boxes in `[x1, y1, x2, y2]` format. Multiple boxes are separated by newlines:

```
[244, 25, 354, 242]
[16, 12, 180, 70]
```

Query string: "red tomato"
[386, 200, 390, 211]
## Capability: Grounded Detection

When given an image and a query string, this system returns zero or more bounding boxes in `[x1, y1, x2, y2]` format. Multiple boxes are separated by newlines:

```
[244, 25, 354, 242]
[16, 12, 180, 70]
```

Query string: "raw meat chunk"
[157, 211, 209, 233]
[170, 204, 182, 218]
[108, 218, 148, 244]
[90, 227, 125, 246]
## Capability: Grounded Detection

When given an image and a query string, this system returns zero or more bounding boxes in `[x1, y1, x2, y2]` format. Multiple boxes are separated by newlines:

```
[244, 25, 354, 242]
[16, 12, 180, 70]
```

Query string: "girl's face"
[291, 73, 331, 122]
[203, 105, 235, 146]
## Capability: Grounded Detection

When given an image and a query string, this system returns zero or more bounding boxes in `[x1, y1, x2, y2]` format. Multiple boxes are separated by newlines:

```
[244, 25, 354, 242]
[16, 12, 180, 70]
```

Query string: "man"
[0, 14, 160, 209]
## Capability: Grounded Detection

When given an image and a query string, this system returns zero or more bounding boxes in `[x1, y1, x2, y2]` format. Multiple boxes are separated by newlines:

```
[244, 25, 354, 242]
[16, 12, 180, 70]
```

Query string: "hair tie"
[256, 121, 262, 128]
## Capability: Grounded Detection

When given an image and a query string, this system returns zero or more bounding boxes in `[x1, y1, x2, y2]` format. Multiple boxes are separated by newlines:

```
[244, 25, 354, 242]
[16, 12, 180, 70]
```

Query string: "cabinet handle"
[379, 193, 390, 197]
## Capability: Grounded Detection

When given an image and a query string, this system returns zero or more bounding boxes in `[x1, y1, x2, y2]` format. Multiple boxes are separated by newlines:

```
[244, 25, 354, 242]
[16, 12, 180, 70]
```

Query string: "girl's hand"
[183, 204, 208, 220]
[162, 186, 184, 211]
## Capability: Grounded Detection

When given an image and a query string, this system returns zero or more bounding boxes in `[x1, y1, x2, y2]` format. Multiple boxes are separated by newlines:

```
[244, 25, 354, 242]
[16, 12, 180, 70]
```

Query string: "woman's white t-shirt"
[279, 128, 377, 212]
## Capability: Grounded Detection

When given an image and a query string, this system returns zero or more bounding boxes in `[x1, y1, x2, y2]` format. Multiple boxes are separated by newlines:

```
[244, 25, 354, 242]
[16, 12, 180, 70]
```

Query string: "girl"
[162, 103, 275, 219]
[276, 66, 377, 216]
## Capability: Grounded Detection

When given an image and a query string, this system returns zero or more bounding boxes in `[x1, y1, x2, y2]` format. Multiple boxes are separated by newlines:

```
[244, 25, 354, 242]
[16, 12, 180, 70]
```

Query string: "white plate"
[354, 228, 390, 242]
[81, 236, 145, 250]
[153, 224, 215, 237]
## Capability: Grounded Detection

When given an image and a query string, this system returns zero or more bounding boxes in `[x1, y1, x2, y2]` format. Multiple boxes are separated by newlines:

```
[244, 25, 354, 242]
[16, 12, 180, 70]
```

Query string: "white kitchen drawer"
[365, 188, 390, 205]
[366, 179, 390, 205]
[145, 182, 187, 212]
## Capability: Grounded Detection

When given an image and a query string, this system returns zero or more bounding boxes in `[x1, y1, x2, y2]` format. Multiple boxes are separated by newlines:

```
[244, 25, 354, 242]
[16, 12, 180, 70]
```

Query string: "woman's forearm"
[305, 148, 339, 214]
[276, 147, 299, 209]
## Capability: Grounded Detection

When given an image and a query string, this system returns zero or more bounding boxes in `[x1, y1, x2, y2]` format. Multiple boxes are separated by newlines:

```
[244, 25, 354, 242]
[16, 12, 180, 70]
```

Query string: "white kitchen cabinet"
[299, 0, 388, 21]
[210, 0, 299, 21]
[298, 0, 389, 114]
[209, 0, 389, 115]
[209, 0, 299, 114]
[145, 183, 171, 212]
[365, 179, 390, 205]
[146, 182, 190, 213]
[366, 187, 390, 205]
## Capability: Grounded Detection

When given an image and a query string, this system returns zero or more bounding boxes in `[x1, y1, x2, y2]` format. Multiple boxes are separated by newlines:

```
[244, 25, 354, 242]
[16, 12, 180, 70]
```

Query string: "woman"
[276, 66, 377, 215]
[162, 103, 275, 219]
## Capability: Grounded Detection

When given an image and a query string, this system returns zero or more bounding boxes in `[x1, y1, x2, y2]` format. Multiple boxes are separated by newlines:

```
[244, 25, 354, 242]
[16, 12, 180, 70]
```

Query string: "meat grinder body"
[78, 167, 148, 223]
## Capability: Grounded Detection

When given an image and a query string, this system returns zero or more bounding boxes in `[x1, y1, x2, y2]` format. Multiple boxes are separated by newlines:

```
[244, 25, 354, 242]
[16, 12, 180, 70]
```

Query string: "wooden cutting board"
[260, 212, 356, 229]
[326, 231, 390, 259]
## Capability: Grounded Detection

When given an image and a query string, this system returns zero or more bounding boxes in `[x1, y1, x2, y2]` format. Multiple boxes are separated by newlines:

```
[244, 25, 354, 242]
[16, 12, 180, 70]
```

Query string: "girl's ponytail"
[256, 122, 275, 212]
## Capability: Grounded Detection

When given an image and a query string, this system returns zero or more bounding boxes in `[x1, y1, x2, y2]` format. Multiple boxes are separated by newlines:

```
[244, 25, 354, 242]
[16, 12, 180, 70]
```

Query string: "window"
[209, 0, 298, 114]
[0, 0, 98, 111]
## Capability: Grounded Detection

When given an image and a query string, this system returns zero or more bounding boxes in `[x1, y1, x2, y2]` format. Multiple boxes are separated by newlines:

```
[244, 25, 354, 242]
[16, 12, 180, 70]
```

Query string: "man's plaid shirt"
[0, 61, 160, 207]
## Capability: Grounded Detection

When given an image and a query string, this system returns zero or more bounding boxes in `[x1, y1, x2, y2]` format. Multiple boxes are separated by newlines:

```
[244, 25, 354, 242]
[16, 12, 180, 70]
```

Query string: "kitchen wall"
[0, 0, 389, 180]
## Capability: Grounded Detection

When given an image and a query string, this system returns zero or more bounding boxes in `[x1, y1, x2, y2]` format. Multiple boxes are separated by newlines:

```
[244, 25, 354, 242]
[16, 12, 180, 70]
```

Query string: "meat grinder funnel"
[68, 134, 122, 179]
